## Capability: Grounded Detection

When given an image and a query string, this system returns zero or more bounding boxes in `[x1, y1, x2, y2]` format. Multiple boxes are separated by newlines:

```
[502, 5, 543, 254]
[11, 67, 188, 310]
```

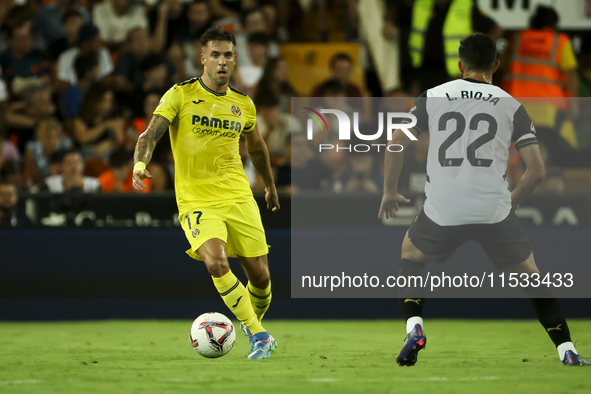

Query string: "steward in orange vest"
[503, 5, 578, 106]
[502, 5, 581, 165]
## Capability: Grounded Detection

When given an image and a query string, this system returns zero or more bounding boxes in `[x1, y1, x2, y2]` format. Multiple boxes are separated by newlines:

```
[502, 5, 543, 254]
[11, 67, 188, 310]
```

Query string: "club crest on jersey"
[231, 105, 241, 116]
[192, 229, 200, 238]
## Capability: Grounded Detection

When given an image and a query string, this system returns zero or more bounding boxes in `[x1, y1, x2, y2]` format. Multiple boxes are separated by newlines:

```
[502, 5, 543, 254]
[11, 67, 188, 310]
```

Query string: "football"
[189, 312, 236, 358]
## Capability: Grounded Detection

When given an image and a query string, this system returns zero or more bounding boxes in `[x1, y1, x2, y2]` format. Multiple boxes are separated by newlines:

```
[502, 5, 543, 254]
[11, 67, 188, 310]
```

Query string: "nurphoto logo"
[302, 107, 417, 153]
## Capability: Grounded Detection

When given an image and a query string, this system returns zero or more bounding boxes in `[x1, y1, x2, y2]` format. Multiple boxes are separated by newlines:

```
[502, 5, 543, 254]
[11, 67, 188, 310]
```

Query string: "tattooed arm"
[243, 125, 280, 211]
[132, 114, 171, 191]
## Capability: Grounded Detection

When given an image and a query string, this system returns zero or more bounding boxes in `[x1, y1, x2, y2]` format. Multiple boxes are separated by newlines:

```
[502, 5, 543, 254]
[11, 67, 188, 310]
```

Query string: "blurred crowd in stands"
[2, 0, 591, 227]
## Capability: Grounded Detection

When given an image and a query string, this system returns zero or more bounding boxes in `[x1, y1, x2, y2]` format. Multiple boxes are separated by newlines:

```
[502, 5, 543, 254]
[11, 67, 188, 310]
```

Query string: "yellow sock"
[247, 280, 272, 322]
[212, 270, 265, 335]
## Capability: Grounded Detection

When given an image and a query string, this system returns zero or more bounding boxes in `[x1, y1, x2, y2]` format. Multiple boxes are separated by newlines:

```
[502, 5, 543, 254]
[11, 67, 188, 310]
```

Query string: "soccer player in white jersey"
[378, 33, 589, 367]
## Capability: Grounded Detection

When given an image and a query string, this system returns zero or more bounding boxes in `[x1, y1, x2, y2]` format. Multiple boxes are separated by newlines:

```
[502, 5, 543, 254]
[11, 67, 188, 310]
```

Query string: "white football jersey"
[408, 79, 537, 226]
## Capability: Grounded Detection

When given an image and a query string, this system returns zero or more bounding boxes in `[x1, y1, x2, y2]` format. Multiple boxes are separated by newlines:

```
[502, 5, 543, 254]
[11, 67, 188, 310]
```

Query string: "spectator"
[56, 23, 114, 91]
[46, 9, 85, 62]
[504, 5, 577, 100]
[255, 56, 296, 114]
[99, 147, 151, 193]
[61, 52, 100, 125]
[32, 0, 89, 51]
[255, 91, 299, 157]
[503, 5, 580, 166]
[0, 130, 21, 169]
[0, 79, 8, 111]
[5, 85, 56, 153]
[208, 0, 246, 20]
[342, 150, 382, 193]
[48, 151, 63, 177]
[184, 35, 204, 79]
[114, 28, 177, 93]
[274, 135, 291, 193]
[44, 150, 100, 193]
[310, 80, 354, 145]
[153, 0, 212, 56]
[73, 83, 125, 159]
[402, 0, 501, 93]
[114, 27, 156, 92]
[128, 53, 172, 117]
[150, 0, 189, 52]
[0, 20, 51, 94]
[0, 160, 24, 190]
[93, 0, 148, 48]
[322, 138, 349, 193]
[311, 53, 363, 99]
[290, 133, 332, 193]
[24, 117, 72, 187]
[238, 32, 269, 95]
[183, 0, 213, 46]
[235, 7, 279, 67]
[0, 180, 32, 228]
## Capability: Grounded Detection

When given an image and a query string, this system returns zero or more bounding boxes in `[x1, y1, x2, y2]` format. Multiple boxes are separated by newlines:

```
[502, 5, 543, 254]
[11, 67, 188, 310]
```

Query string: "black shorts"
[408, 209, 532, 270]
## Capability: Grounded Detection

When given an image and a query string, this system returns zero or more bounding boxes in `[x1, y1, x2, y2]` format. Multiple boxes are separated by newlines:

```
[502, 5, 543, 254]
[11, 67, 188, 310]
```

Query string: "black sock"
[523, 286, 571, 347]
[398, 258, 426, 320]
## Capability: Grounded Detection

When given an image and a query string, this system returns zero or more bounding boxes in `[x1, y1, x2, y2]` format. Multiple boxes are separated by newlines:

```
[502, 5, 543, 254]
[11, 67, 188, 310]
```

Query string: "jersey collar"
[198, 78, 227, 96]
[463, 78, 490, 85]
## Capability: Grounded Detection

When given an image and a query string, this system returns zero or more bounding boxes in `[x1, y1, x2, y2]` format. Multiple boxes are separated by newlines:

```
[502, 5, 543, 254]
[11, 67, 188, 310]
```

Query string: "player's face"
[201, 41, 236, 87]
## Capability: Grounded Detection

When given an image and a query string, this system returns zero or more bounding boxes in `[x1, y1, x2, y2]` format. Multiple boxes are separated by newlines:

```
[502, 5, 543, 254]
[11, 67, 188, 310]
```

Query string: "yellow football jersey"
[154, 77, 257, 211]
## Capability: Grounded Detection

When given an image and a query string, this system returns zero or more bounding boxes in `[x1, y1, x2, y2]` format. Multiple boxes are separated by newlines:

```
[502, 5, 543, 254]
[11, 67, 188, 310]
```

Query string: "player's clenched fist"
[378, 193, 410, 219]
[265, 187, 280, 212]
[132, 162, 153, 192]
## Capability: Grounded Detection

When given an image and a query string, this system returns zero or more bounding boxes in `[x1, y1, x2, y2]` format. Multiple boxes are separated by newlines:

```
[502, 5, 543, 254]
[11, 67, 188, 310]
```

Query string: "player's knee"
[250, 266, 270, 289]
[203, 255, 229, 276]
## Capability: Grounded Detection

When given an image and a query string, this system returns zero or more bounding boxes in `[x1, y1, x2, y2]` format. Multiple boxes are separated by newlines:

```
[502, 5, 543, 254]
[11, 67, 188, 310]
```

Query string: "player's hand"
[265, 187, 280, 212]
[378, 193, 410, 219]
[132, 169, 152, 192]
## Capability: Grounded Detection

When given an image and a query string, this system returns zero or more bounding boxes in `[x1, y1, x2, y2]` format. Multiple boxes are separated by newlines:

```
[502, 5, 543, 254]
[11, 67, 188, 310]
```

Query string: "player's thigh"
[406, 209, 466, 264]
[180, 208, 229, 262]
[401, 231, 429, 264]
[238, 254, 270, 288]
[474, 211, 533, 271]
[225, 200, 269, 259]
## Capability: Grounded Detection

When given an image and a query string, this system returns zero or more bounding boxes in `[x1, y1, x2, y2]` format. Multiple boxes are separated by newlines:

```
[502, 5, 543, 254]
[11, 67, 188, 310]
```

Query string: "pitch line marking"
[0, 380, 42, 385]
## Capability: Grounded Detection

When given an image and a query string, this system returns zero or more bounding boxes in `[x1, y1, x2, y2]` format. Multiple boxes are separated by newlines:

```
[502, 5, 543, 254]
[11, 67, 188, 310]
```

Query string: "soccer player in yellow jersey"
[131, 26, 280, 359]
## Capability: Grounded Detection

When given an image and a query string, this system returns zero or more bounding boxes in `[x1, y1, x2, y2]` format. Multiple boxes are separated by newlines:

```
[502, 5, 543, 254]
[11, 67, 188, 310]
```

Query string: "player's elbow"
[530, 164, 545, 185]
[389, 128, 417, 148]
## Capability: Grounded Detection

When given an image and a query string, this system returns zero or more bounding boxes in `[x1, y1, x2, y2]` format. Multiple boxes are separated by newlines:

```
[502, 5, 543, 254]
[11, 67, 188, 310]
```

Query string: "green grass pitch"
[1, 319, 590, 394]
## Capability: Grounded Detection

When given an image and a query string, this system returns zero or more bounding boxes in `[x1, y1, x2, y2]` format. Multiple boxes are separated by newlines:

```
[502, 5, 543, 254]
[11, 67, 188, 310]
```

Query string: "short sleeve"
[242, 97, 257, 133]
[407, 91, 429, 135]
[153, 85, 182, 123]
[512, 104, 538, 150]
